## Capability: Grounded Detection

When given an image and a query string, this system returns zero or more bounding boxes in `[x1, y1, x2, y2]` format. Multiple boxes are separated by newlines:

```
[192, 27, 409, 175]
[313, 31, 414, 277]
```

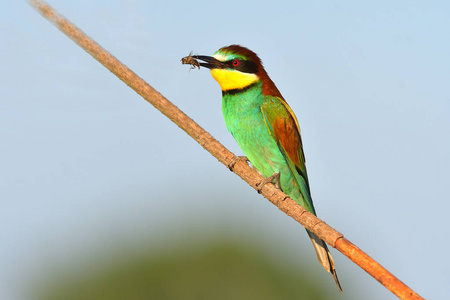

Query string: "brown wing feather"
[269, 101, 309, 187]
[272, 116, 303, 167]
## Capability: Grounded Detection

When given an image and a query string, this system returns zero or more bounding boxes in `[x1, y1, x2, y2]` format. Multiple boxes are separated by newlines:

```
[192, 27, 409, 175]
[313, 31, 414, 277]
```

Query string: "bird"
[186, 45, 342, 292]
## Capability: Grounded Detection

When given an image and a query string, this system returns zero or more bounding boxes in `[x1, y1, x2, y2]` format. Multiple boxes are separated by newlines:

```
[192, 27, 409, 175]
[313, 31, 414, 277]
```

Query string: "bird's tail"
[307, 230, 343, 292]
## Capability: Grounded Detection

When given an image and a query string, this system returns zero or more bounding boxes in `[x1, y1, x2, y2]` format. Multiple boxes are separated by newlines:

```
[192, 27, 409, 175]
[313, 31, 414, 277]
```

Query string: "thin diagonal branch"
[28, 1, 424, 299]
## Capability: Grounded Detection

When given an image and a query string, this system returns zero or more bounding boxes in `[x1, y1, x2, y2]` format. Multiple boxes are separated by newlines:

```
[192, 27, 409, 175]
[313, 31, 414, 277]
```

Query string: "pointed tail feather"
[307, 230, 343, 292]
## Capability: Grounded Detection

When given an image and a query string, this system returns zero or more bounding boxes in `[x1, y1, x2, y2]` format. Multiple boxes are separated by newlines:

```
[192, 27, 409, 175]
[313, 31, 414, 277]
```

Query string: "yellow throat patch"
[210, 69, 259, 91]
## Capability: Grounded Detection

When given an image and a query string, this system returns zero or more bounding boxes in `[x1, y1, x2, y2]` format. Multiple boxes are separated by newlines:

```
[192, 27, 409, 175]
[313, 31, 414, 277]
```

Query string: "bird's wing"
[261, 98, 344, 289]
[261, 96, 316, 214]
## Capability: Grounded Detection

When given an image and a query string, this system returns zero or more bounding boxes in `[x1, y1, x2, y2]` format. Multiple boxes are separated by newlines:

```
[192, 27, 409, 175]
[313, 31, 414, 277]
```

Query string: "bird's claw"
[256, 172, 281, 193]
[227, 156, 249, 171]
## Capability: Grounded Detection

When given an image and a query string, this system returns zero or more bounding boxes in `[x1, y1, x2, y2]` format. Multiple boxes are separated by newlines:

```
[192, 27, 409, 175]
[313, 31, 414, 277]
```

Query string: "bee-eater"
[188, 45, 342, 291]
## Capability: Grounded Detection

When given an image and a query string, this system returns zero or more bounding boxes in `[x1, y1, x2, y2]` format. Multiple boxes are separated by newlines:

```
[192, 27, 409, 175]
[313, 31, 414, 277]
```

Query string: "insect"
[181, 51, 200, 71]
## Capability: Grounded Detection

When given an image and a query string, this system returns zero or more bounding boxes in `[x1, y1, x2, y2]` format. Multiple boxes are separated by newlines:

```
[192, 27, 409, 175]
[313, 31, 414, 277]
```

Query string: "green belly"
[222, 89, 304, 205]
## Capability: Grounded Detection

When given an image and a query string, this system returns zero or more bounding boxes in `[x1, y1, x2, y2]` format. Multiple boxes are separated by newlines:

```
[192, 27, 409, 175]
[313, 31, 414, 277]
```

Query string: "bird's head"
[192, 45, 282, 97]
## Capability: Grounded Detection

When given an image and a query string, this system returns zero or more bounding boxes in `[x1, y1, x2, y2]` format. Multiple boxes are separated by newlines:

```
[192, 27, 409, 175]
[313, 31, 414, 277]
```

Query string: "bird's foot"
[256, 172, 281, 193]
[227, 156, 249, 171]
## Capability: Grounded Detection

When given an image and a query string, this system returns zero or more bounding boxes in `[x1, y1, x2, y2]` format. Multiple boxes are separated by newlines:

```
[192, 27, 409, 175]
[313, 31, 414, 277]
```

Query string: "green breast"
[221, 83, 307, 207]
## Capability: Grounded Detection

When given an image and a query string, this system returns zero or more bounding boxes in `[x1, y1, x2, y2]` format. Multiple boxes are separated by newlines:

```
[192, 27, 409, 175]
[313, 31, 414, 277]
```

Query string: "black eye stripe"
[226, 60, 258, 74]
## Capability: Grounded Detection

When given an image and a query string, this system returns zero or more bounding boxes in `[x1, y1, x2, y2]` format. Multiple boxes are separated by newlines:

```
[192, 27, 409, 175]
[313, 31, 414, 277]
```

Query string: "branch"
[28, 1, 423, 299]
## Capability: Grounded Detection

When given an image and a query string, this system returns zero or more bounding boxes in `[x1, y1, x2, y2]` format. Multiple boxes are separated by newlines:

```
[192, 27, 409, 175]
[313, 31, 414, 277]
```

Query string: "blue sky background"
[1, 1, 449, 299]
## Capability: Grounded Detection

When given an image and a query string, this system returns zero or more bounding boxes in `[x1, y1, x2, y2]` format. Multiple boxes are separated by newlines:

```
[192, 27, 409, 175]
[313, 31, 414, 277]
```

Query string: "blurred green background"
[34, 234, 333, 300]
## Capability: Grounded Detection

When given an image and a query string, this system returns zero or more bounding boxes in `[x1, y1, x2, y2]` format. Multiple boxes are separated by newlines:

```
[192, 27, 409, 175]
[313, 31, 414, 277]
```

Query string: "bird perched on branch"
[183, 45, 342, 292]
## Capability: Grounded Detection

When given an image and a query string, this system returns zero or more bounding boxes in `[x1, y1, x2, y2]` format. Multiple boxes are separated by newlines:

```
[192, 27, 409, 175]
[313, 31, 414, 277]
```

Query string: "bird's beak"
[191, 55, 225, 69]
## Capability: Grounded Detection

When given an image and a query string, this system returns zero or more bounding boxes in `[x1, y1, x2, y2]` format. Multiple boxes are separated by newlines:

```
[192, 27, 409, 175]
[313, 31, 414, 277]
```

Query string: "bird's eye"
[232, 60, 240, 66]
